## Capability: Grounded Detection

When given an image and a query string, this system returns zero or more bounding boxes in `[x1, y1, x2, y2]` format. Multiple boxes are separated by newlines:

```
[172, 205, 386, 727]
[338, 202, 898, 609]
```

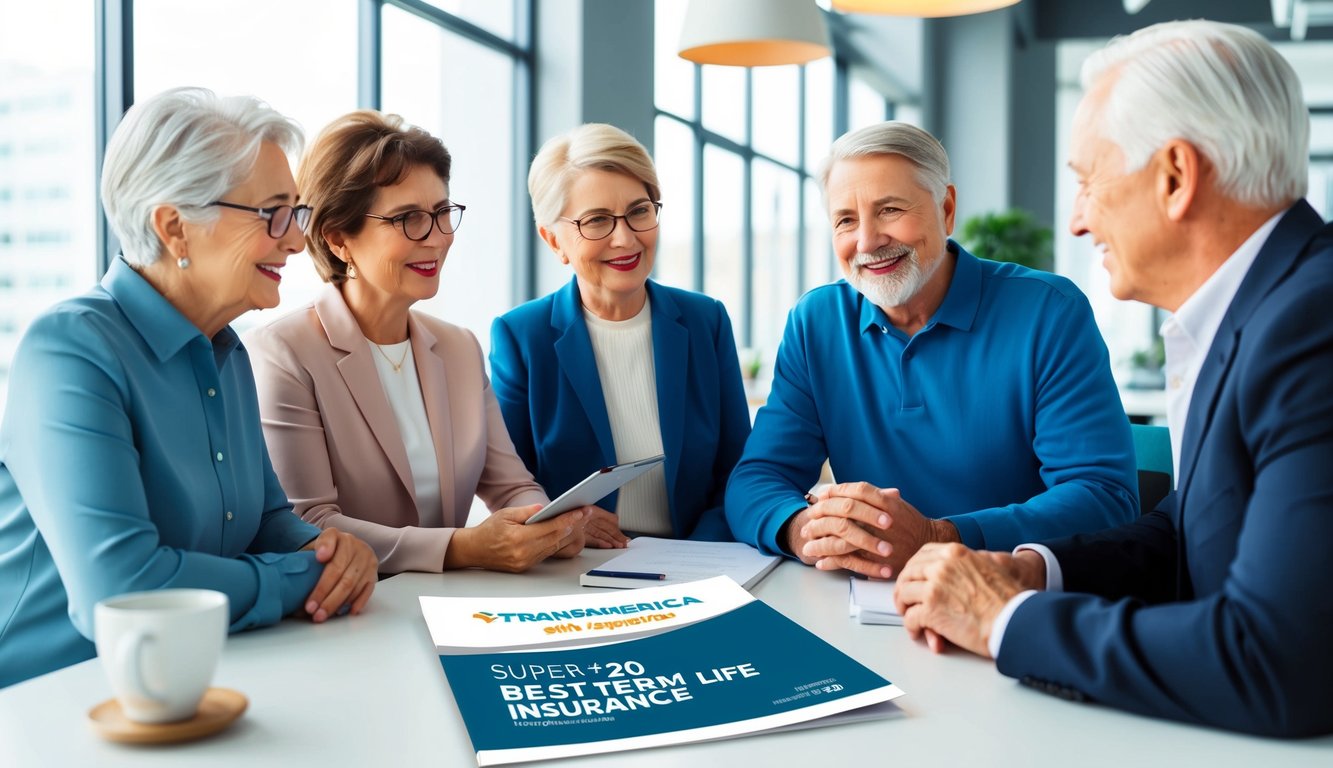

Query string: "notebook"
[847, 577, 903, 626]
[579, 537, 781, 590]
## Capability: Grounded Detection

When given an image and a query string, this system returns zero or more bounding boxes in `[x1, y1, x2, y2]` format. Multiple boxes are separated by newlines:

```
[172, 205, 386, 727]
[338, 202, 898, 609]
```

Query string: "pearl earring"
[177, 256, 191, 269]
[347, 263, 358, 279]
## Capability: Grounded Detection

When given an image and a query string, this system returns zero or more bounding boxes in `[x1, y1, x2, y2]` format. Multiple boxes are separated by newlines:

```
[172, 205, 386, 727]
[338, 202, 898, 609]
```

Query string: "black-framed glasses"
[560, 201, 662, 241]
[365, 204, 466, 241]
[206, 201, 312, 238]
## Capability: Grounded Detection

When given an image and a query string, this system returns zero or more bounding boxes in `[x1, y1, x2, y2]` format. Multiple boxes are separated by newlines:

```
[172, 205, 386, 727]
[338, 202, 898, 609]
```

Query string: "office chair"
[1130, 423, 1173, 514]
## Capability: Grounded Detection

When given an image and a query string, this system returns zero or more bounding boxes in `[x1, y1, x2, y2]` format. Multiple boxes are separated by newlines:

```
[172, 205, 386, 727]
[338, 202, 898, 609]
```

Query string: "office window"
[380, 3, 524, 350]
[416, 0, 516, 42]
[134, 0, 359, 334]
[751, 160, 800, 365]
[653, 0, 694, 121]
[849, 75, 889, 132]
[654, 2, 864, 392]
[702, 145, 745, 320]
[804, 57, 834, 174]
[653, 115, 696, 291]
[752, 66, 800, 167]
[0, 0, 96, 413]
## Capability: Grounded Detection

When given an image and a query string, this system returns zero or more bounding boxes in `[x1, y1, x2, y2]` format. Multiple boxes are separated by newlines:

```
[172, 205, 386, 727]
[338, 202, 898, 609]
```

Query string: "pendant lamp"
[678, 0, 832, 67]
[830, 0, 1021, 17]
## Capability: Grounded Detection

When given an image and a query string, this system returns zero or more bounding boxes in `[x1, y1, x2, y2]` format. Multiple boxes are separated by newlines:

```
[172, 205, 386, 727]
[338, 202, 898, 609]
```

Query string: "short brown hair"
[298, 110, 452, 283]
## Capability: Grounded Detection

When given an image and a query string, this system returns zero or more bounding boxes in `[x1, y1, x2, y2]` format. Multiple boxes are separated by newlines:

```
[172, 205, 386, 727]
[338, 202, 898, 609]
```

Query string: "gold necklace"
[372, 341, 409, 373]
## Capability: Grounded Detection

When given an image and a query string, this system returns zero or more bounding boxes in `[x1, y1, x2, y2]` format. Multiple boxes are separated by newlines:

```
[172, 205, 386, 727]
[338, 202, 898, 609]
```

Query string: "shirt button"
[216, 452, 224, 462]
[207, 388, 216, 397]
[1169, 376, 1183, 390]
[225, 510, 234, 521]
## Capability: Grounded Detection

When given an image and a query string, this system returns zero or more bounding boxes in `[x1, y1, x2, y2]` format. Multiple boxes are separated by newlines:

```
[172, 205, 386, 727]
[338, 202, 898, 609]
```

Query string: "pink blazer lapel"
[313, 286, 416, 504]
[408, 312, 458, 520]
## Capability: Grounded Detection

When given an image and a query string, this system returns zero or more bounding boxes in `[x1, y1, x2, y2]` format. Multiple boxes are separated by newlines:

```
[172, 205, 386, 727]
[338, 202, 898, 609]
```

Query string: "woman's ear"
[150, 204, 188, 260]
[538, 225, 569, 265]
[324, 228, 349, 260]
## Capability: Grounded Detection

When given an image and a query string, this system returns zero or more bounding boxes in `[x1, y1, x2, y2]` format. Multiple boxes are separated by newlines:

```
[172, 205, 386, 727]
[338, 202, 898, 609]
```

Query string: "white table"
[2, 550, 1330, 767]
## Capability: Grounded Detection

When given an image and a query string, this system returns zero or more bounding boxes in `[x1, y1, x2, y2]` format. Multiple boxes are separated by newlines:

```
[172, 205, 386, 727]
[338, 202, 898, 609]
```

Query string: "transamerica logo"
[471, 596, 703, 624]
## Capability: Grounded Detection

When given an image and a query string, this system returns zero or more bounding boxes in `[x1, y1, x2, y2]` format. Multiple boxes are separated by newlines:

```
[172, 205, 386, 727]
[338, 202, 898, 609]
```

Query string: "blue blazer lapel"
[551, 279, 617, 465]
[1175, 201, 1326, 505]
[647, 281, 687, 517]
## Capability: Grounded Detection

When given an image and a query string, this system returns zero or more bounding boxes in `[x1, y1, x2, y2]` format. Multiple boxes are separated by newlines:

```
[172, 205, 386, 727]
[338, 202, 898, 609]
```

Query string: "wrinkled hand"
[791, 482, 956, 579]
[582, 506, 630, 549]
[301, 528, 378, 623]
[892, 543, 1029, 658]
[446, 505, 586, 573]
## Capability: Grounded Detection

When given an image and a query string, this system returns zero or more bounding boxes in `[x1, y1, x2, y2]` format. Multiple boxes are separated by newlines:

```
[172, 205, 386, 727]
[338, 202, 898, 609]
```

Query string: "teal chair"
[1131, 423, 1173, 513]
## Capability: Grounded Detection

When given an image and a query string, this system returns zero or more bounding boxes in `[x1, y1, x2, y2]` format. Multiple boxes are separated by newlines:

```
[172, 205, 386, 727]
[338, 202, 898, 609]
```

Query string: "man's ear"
[940, 185, 958, 235]
[539, 225, 568, 265]
[1156, 139, 1200, 222]
[150, 204, 188, 260]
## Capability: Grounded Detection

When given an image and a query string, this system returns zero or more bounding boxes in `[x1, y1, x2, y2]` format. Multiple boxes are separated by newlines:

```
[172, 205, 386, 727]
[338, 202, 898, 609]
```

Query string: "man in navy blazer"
[893, 20, 1333, 737]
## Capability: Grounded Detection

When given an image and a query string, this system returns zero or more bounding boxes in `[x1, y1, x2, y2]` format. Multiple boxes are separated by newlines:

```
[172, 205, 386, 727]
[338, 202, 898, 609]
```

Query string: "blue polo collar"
[858, 240, 981, 335]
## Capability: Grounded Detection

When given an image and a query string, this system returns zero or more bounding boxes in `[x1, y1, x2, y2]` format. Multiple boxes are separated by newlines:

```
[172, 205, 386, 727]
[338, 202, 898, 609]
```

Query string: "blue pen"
[586, 569, 666, 580]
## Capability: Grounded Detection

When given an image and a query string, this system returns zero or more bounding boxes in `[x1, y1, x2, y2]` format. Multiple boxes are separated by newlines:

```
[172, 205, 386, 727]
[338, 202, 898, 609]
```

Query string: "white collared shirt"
[1159, 211, 1282, 480]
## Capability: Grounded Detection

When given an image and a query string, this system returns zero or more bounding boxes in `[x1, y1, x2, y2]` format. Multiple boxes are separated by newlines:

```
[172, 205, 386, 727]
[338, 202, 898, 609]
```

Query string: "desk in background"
[1, 550, 1329, 767]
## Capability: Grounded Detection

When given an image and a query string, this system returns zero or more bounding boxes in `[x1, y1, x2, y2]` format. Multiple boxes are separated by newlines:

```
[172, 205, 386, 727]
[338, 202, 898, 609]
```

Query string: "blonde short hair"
[528, 123, 660, 227]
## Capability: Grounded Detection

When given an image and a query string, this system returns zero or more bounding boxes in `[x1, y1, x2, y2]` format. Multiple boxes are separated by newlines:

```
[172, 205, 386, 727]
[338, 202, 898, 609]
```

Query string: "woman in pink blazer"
[246, 111, 586, 574]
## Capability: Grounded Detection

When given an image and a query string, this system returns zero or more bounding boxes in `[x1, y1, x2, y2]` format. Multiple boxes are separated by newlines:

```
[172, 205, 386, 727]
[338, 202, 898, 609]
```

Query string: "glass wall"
[0, 0, 531, 411]
[0, 0, 97, 414]
[653, 1, 854, 392]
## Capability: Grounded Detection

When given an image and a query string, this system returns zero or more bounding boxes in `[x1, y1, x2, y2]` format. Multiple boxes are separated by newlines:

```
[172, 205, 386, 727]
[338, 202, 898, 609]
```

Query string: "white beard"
[847, 244, 942, 309]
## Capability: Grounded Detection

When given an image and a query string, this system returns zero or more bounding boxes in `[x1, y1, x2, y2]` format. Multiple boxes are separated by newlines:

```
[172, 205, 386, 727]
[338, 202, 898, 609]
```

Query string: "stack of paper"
[848, 578, 902, 626]
[579, 537, 780, 590]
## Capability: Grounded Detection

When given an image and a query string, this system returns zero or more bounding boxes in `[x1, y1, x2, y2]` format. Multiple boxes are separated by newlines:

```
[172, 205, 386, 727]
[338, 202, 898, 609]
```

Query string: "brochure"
[419, 576, 905, 766]
[579, 537, 781, 590]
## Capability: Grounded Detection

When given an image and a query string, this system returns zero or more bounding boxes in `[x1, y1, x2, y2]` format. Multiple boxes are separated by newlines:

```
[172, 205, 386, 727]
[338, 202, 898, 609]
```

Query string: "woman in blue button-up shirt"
[0, 87, 378, 688]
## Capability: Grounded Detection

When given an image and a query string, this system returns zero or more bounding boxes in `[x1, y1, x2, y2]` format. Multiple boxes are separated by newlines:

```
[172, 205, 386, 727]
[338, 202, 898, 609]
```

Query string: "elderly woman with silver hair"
[0, 87, 377, 688]
[490, 123, 752, 546]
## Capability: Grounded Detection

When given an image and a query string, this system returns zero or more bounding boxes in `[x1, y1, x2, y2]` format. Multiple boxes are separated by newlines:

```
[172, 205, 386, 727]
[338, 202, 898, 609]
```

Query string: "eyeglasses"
[365, 204, 466, 241]
[206, 201, 313, 238]
[560, 201, 662, 241]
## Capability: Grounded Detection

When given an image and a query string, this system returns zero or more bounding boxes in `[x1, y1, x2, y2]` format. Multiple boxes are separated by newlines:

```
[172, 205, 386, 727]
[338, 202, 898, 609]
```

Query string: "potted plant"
[956, 209, 1054, 272]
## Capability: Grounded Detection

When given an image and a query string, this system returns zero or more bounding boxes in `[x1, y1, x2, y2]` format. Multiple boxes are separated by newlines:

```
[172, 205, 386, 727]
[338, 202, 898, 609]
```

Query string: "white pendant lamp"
[678, 0, 832, 67]
[830, 0, 1021, 17]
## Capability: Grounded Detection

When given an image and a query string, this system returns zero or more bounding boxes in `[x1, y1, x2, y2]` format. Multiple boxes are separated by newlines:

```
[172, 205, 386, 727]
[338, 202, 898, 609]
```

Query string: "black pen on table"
[586, 569, 666, 580]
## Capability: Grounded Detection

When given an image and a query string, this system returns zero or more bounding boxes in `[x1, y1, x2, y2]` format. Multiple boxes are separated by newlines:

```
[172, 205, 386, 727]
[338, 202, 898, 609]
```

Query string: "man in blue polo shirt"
[725, 121, 1136, 578]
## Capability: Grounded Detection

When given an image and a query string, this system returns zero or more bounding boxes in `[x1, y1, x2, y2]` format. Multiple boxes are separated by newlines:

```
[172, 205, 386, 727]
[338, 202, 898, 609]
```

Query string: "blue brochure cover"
[419, 576, 904, 765]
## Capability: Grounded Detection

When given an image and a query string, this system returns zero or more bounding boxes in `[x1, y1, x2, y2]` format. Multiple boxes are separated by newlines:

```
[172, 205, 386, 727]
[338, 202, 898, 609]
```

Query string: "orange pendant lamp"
[831, 0, 1021, 17]
[678, 0, 832, 67]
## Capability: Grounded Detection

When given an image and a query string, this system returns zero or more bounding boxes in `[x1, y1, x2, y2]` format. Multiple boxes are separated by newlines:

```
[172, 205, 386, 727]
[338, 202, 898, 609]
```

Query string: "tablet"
[524, 454, 666, 525]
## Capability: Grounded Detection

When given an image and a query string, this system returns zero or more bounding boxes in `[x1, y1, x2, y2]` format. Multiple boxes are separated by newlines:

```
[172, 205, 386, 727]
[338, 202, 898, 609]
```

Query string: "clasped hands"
[786, 481, 958, 579]
[786, 481, 1047, 658]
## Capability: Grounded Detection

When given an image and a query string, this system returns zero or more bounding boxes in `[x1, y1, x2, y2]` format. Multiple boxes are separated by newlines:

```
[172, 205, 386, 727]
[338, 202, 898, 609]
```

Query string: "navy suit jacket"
[998, 201, 1333, 737]
[489, 279, 751, 540]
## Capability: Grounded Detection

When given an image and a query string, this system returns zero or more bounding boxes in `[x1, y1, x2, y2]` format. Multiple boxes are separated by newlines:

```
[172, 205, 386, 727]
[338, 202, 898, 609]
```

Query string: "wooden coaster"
[88, 687, 248, 745]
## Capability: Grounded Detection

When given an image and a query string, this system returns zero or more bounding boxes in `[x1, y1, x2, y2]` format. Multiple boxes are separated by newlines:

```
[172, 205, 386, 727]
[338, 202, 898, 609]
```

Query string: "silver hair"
[99, 86, 303, 266]
[528, 123, 661, 228]
[818, 121, 951, 202]
[1081, 19, 1308, 208]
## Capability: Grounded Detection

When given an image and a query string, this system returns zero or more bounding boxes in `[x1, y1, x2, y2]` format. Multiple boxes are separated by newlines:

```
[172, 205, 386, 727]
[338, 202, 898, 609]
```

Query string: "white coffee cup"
[94, 589, 229, 724]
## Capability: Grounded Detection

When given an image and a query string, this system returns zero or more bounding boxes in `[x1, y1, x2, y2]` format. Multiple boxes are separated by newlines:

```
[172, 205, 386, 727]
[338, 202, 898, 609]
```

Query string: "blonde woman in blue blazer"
[490, 124, 751, 546]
